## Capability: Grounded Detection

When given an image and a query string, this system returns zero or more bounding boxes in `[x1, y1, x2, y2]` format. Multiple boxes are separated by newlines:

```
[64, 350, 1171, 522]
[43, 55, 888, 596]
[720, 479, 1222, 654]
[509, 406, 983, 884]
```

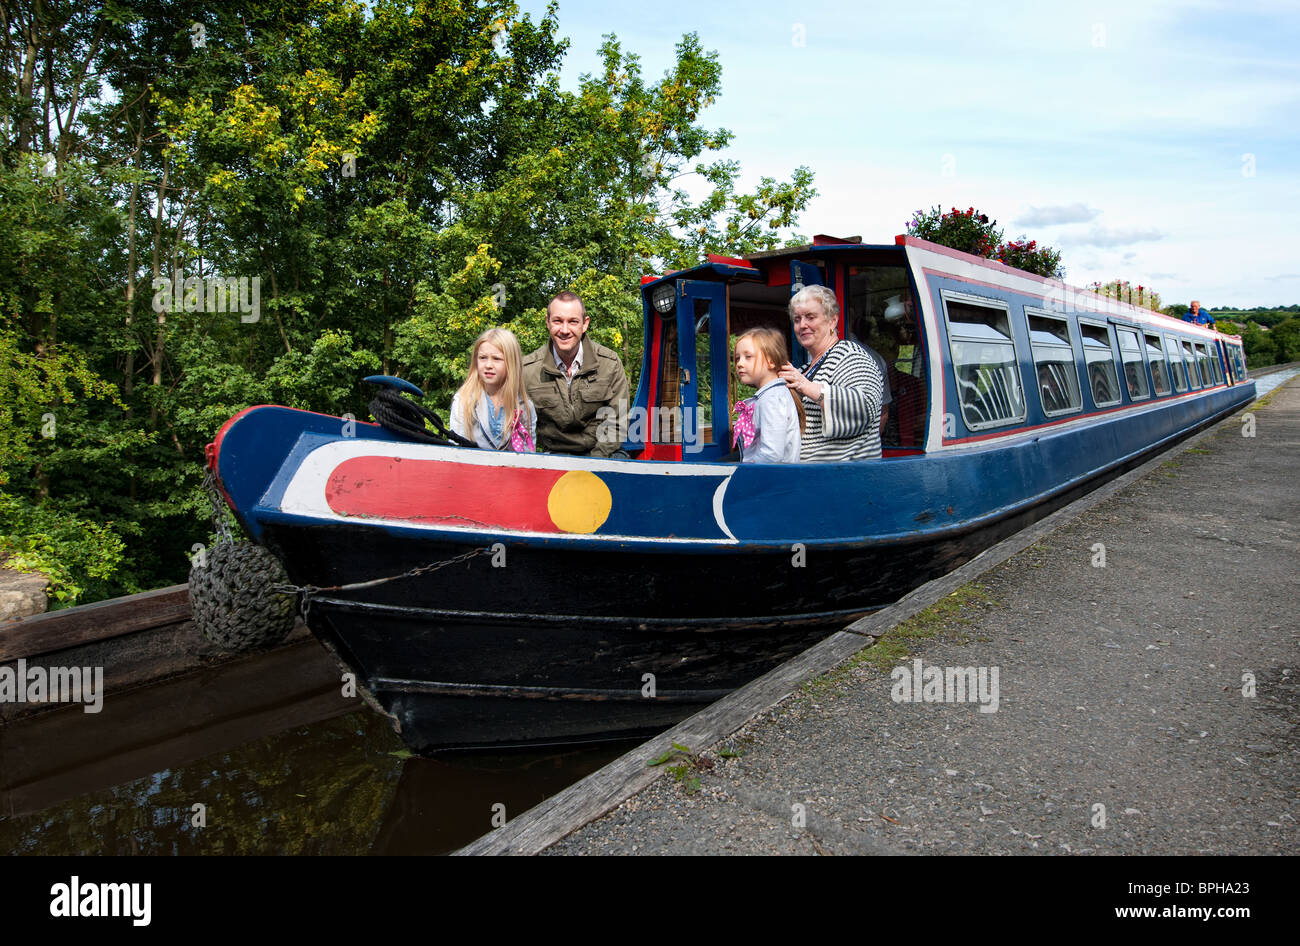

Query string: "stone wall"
[0, 565, 50, 622]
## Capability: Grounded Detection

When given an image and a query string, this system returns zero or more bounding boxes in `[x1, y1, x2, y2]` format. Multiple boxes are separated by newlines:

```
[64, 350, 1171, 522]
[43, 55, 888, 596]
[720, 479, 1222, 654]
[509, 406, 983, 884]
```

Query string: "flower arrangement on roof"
[906, 205, 1064, 279]
[1088, 279, 1163, 312]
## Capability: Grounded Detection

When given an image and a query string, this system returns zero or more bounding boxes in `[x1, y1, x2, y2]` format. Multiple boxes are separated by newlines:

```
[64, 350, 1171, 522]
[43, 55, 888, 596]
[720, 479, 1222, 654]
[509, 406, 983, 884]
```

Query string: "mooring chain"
[202, 468, 234, 544]
[274, 546, 494, 621]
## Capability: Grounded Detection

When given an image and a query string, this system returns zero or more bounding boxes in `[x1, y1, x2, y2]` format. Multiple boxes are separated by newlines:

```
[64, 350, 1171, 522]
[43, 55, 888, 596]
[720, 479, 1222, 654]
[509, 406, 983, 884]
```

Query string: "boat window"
[694, 306, 714, 442]
[1080, 322, 1121, 408]
[1193, 342, 1208, 388]
[1233, 345, 1247, 381]
[1182, 340, 1202, 388]
[1028, 311, 1081, 416]
[1207, 343, 1223, 385]
[1145, 332, 1171, 396]
[845, 264, 928, 448]
[944, 298, 1025, 430]
[654, 316, 683, 443]
[1165, 335, 1188, 392]
[1117, 328, 1149, 401]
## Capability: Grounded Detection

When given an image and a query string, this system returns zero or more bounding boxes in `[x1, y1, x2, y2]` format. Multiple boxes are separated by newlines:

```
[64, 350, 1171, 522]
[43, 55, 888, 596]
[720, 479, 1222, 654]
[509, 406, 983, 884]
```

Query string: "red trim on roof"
[706, 253, 757, 269]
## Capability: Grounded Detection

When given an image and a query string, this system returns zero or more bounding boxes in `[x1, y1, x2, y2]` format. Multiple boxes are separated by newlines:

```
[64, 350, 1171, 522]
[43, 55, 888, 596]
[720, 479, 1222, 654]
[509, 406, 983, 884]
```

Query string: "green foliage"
[0, 493, 126, 606]
[0, 2, 815, 603]
[646, 741, 712, 794]
[1270, 318, 1300, 363]
[265, 330, 382, 415]
[1235, 318, 1300, 368]
[1210, 305, 1297, 328]
[0, 326, 135, 604]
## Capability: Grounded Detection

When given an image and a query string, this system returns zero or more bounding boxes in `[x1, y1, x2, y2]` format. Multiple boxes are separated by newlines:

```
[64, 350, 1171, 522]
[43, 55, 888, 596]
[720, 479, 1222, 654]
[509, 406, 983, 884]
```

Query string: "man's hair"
[547, 291, 586, 320]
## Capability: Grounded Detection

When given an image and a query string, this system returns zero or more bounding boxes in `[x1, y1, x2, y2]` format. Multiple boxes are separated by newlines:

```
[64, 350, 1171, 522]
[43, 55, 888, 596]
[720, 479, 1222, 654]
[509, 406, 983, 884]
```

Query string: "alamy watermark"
[152, 275, 261, 323]
[596, 405, 706, 453]
[0, 659, 104, 713]
[50, 877, 150, 926]
[890, 659, 999, 713]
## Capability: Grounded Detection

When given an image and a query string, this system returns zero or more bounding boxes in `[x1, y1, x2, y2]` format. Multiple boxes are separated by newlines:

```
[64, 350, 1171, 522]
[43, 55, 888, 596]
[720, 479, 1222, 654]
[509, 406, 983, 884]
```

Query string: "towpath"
[539, 379, 1299, 855]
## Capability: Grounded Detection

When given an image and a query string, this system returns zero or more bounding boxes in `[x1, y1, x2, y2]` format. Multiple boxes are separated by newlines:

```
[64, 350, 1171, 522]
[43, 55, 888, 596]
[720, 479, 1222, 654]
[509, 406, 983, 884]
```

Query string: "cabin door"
[789, 260, 823, 367]
[675, 280, 731, 460]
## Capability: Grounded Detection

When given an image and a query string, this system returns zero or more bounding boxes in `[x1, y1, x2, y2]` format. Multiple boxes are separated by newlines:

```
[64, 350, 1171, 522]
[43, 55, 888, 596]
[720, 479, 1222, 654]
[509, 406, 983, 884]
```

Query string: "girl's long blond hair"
[456, 328, 530, 437]
[738, 327, 806, 433]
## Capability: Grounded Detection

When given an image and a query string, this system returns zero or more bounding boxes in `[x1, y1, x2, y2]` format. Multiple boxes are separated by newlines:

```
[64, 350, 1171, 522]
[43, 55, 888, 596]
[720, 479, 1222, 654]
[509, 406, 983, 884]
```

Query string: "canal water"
[1251, 363, 1300, 397]
[3, 367, 1293, 857]
[0, 703, 635, 855]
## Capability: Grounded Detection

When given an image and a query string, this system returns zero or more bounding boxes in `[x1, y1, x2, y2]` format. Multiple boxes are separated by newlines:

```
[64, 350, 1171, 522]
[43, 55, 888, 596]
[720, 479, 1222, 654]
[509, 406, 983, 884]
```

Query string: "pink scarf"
[732, 400, 756, 450]
[510, 412, 535, 453]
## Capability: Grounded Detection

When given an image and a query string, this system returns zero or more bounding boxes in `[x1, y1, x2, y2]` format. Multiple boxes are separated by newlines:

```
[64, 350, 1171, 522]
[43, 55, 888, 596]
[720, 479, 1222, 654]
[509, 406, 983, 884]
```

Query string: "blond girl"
[732, 327, 805, 462]
[450, 328, 536, 452]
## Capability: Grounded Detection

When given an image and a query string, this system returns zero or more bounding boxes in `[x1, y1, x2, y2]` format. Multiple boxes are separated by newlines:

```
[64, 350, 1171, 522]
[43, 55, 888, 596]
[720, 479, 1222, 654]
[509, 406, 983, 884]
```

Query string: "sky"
[516, 0, 1300, 308]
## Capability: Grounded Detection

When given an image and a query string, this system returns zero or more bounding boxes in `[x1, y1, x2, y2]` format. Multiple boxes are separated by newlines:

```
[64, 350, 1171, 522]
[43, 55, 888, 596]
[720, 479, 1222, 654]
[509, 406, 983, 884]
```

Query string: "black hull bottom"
[266, 496, 1044, 750]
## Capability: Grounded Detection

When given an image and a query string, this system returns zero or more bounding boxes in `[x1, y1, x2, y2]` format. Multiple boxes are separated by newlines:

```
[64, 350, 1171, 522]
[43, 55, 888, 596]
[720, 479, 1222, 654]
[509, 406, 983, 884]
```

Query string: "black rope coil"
[368, 387, 475, 447]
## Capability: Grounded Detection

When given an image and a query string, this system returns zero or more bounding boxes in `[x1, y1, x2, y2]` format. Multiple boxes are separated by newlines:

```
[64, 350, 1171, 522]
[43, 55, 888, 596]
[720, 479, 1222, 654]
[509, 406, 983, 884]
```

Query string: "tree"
[0, 3, 817, 602]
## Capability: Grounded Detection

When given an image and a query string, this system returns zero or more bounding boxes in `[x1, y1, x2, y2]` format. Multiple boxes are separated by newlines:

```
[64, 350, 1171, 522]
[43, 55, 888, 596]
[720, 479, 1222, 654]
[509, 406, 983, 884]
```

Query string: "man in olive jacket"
[523, 291, 630, 457]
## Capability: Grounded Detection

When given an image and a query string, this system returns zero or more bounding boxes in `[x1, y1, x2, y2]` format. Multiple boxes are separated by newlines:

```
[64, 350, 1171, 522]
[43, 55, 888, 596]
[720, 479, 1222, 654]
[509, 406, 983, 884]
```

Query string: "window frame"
[1079, 318, 1122, 409]
[940, 289, 1028, 432]
[1144, 332, 1171, 397]
[1164, 334, 1189, 392]
[1115, 326, 1151, 402]
[1025, 306, 1083, 418]
[1181, 338, 1202, 389]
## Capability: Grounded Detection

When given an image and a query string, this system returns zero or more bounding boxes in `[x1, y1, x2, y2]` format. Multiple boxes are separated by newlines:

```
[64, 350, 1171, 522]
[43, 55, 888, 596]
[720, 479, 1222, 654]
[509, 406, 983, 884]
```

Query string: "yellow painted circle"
[547, 470, 613, 534]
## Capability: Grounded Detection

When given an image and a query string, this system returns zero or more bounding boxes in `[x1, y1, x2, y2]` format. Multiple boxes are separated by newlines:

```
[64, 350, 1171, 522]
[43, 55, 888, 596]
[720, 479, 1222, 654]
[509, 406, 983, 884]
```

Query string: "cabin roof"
[743, 235, 902, 261]
[639, 260, 762, 291]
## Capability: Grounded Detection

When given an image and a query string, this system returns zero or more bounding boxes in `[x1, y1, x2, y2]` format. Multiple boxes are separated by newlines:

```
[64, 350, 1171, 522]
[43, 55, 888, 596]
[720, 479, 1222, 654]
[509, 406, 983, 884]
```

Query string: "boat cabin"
[628, 234, 1247, 462]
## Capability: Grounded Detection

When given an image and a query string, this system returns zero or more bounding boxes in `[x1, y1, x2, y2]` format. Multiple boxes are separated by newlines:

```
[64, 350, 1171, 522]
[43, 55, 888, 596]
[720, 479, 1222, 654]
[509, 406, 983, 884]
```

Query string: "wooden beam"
[0, 584, 190, 662]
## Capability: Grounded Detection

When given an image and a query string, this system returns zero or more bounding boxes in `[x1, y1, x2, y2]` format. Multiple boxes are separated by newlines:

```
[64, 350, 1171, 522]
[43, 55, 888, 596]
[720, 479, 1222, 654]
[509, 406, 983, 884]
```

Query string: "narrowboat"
[208, 233, 1255, 751]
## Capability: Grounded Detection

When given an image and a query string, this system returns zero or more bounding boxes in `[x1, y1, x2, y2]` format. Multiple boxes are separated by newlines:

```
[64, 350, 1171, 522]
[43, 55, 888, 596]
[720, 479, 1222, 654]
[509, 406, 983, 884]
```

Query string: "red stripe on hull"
[326, 457, 565, 532]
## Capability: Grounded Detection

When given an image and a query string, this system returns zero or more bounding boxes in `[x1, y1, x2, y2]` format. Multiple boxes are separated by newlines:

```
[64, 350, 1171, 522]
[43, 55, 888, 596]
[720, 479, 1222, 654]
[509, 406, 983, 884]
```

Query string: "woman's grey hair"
[789, 284, 839, 325]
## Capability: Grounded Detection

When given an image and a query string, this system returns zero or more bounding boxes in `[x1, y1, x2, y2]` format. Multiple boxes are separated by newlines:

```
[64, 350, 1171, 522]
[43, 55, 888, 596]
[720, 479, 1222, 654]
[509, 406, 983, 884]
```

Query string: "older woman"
[777, 285, 884, 461]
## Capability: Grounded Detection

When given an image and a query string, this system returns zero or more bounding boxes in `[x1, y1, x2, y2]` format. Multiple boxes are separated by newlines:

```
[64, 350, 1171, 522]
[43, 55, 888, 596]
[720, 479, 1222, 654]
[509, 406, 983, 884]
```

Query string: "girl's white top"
[450, 392, 537, 451]
[740, 378, 801, 463]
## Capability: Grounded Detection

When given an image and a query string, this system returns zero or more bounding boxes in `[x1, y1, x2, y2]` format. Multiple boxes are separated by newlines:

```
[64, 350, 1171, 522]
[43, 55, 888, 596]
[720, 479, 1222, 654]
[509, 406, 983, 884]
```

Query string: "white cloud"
[1068, 226, 1166, 248]
[1016, 203, 1102, 227]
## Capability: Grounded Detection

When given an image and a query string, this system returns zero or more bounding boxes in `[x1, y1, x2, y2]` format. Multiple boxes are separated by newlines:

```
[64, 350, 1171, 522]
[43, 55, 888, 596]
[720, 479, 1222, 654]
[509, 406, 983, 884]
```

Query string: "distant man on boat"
[1183, 300, 1216, 326]
[522, 291, 630, 457]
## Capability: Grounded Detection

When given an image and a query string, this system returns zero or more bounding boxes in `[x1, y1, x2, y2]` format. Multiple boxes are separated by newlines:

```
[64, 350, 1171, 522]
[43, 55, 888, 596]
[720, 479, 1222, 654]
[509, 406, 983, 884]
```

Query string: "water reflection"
[0, 709, 635, 856]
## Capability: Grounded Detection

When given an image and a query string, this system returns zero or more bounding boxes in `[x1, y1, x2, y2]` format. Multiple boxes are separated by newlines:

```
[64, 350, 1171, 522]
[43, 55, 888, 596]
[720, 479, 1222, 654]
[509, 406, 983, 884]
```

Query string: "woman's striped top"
[799, 339, 884, 461]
